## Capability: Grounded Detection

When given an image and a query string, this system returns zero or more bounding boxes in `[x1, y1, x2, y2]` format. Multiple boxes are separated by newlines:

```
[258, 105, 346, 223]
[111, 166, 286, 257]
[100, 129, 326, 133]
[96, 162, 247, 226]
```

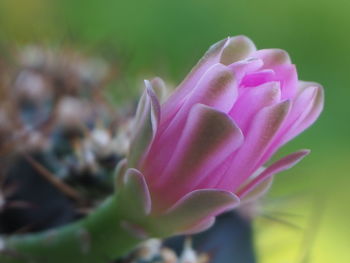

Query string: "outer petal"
[239, 176, 274, 204]
[158, 189, 239, 234]
[145, 80, 161, 133]
[258, 83, 323, 166]
[181, 217, 216, 235]
[132, 86, 150, 130]
[219, 100, 291, 191]
[150, 104, 243, 210]
[120, 168, 152, 216]
[150, 77, 168, 103]
[281, 82, 324, 144]
[282, 84, 320, 135]
[128, 82, 161, 167]
[161, 36, 256, 126]
[237, 149, 310, 199]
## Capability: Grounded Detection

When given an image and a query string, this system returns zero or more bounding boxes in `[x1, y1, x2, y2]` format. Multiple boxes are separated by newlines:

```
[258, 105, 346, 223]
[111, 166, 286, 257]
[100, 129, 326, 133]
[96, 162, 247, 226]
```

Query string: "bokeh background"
[0, 0, 349, 262]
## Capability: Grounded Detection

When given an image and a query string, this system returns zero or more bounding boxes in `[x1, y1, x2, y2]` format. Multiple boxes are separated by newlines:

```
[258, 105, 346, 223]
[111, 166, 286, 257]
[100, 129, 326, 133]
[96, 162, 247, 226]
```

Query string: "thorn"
[261, 213, 303, 230]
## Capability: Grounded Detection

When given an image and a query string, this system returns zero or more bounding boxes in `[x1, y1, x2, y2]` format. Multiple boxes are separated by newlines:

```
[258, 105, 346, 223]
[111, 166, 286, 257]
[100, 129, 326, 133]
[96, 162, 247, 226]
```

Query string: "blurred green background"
[0, 0, 349, 262]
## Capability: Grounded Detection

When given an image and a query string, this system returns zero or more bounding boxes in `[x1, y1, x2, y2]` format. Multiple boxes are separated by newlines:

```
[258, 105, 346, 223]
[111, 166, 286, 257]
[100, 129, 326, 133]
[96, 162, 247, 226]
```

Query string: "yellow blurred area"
[255, 150, 350, 263]
[255, 190, 350, 263]
[0, 0, 59, 41]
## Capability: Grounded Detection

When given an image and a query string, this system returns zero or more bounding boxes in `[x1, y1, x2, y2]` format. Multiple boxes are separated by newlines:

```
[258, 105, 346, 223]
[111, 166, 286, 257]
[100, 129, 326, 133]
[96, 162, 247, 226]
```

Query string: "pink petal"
[160, 63, 237, 135]
[181, 64, 238, 112]
[228, 58, 263, 82]
[254, 49, 291, 67]
[217, 100, 291, 191]
[149, 104, 243, 210]
[257, 83, 323, 167]
[254, 49, 297, 99]
[161, 36, 255, 128]
[239, 175, 274, 204]
[281, 82, 324, 144]
[143, 65, 238, 183]
[237, 149, 310, 198]
[275, 64, 298, 100]
[229, 81, 281, 134]
[241, 70, 276, 87]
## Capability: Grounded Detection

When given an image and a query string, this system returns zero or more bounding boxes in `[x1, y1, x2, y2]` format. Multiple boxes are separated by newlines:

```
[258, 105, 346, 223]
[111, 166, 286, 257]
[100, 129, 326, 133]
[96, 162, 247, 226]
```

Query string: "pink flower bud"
[121, 36, 324, 235]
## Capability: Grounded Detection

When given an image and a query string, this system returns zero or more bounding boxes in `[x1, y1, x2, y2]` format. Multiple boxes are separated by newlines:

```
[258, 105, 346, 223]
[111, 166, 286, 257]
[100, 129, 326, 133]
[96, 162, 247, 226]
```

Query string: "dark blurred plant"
[0, 46, 134, 235]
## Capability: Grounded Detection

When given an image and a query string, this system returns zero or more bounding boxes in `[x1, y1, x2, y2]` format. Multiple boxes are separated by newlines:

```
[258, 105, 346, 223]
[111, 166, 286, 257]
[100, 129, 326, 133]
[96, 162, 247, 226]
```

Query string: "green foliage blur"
[0, 0, 349, 262]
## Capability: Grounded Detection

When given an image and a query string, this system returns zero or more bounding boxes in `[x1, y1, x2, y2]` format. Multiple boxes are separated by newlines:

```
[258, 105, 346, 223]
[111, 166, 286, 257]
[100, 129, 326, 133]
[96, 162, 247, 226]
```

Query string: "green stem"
[0, 196, 144, 263]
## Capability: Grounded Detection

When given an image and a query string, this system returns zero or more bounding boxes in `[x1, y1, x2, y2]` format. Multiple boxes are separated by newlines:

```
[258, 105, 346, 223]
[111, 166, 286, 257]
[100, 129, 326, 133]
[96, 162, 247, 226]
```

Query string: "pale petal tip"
[123, 168, 152, 215]
[114, 158, 128, 189]
[143, 79, 161, 137]
[150, 77, 167, 102]
[190, 103, 244, 146]
[300, 149, 311, 155]
[227, 35, 255, 46]
[257, 48, 292, 66]
[298, 81, 324, 95]
[220, 36, 256, 65]
[292, 149, 311, 162]
[144, 79, 152, 92]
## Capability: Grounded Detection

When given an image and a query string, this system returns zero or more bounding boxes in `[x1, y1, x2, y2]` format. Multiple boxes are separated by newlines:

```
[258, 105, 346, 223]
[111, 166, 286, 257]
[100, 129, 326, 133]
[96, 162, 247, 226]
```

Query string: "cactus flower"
[122, 36, 324, 235]
[0, 37, 324, 263]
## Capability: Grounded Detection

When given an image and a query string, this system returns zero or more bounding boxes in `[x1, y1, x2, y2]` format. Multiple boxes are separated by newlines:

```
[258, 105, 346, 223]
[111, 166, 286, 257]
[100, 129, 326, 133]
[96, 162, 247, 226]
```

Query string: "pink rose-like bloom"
[122, 36, 323, 234]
